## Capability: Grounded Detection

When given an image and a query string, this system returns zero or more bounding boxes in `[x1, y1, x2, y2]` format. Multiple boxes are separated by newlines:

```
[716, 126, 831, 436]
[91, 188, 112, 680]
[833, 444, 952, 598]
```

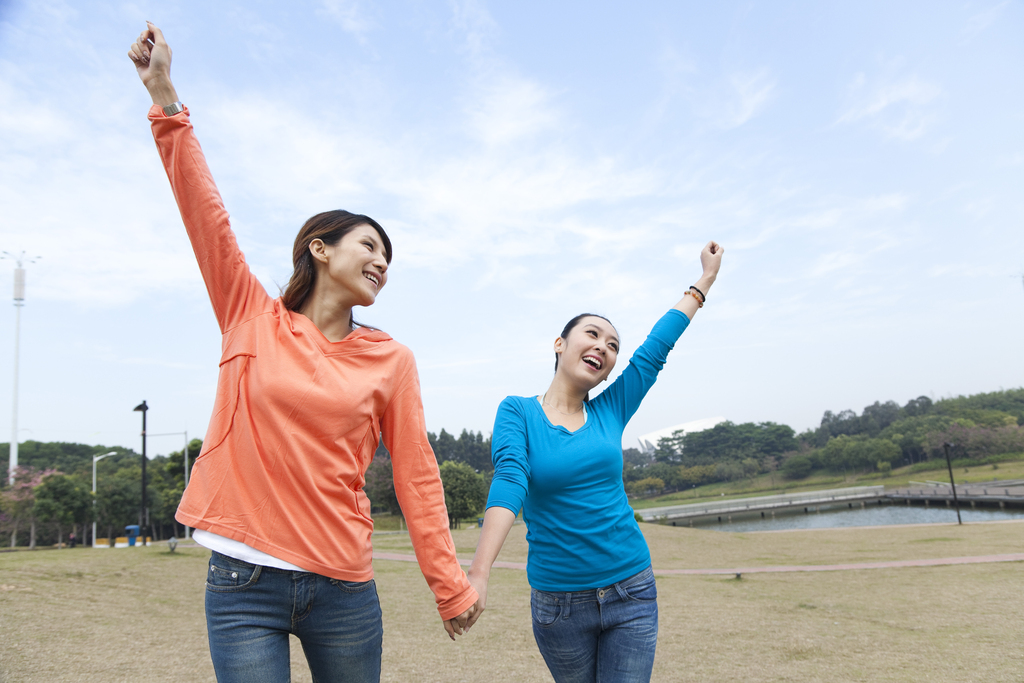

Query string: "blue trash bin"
[125, 525, 140, 547]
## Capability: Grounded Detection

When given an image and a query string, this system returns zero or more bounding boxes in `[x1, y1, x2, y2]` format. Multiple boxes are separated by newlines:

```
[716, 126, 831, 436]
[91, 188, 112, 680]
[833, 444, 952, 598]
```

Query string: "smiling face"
[553, 315, 620, 389]
[314, 223, 389, 307]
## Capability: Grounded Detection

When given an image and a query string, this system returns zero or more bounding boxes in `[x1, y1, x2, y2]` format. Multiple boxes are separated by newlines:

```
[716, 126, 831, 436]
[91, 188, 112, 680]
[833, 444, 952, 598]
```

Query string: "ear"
[308, 238, 329, 263]
[553, 337, 565, 354]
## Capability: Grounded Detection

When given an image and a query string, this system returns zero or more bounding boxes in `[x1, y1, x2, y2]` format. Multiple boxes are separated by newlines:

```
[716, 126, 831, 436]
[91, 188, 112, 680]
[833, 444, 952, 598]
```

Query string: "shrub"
[782, 455, 813, 480]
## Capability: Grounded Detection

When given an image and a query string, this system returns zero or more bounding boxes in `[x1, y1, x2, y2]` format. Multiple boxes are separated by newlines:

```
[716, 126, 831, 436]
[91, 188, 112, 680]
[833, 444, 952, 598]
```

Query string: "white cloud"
[960, 1, 1010, 44]
[724, 68, 777, 128]
[837, 71, 942, 141]
[319, 0, 375, 40]
[464, 74, 559, 147]
[449, 0, 499, 58]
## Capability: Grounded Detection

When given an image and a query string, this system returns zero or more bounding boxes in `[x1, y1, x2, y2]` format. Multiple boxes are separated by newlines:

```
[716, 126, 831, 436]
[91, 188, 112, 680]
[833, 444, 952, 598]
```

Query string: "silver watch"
[162, 101, 185, 116]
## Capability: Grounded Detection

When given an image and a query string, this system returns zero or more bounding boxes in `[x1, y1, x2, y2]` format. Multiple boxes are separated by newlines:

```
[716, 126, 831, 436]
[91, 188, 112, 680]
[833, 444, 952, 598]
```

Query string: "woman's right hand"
[466, 569, 488, 628]
[128, 22, 179, 106]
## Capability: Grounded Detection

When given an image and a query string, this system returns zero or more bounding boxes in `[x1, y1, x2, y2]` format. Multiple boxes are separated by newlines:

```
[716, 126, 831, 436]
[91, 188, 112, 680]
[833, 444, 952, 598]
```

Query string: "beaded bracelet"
[684, 290, 703, 308]
[689, 285, 706, 303]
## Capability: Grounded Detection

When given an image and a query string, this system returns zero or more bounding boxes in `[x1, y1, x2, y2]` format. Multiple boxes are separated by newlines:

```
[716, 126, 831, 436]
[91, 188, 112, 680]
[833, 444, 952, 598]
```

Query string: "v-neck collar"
[288, 307, 391, 356]
[533, 395, 590, 435]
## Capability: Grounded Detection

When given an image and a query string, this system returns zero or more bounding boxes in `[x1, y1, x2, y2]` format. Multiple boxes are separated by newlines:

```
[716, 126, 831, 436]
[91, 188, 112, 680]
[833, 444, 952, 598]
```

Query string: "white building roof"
[637, 416, 727, 453]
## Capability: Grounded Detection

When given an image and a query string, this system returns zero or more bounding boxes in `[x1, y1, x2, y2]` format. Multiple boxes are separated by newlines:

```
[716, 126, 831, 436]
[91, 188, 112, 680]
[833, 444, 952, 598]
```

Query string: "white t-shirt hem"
[193, 529, 313, 573]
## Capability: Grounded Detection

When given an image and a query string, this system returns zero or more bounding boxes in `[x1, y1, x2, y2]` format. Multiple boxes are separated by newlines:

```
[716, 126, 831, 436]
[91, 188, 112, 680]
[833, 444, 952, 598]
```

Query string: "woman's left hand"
[700, 240, 724, 282]
[442, 604, 476, 641]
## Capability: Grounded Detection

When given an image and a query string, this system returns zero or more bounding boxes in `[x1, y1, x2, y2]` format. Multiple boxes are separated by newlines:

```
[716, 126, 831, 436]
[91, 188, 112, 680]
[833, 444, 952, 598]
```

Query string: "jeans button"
[598, 589, 605, 598]
[232, 572, 238, 579]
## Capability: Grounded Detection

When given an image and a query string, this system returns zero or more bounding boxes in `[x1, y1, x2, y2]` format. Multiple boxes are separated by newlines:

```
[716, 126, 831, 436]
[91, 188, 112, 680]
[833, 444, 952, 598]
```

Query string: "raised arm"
[129, 23, 271, 332]
[128, 22, 179, 108]
[674, 240, 724, 318]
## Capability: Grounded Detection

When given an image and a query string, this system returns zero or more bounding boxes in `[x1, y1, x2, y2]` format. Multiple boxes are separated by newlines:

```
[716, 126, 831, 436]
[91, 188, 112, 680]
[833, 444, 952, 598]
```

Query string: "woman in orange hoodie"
[129, 22, 478, 683]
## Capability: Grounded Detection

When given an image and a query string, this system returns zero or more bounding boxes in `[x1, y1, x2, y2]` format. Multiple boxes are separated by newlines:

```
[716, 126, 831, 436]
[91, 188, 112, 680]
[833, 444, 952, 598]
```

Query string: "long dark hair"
[281, 210, 393, 317]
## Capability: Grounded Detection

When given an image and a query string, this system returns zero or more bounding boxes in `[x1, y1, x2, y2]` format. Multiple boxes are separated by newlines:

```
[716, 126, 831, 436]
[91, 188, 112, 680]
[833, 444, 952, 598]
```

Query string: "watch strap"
[162, 101, 185, 116]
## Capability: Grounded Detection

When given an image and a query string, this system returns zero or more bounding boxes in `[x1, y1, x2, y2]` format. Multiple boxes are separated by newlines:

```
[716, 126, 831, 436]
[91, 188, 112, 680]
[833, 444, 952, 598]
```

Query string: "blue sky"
[1, 0, 1022, 456]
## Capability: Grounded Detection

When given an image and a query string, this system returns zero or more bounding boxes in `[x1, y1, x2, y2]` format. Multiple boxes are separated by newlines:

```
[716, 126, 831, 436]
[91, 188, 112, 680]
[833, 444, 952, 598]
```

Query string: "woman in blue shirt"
[467, 241, 723, 683]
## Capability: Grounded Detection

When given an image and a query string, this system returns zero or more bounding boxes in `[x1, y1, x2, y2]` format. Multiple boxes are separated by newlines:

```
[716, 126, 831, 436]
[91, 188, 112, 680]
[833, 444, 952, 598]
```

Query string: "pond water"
[688, 503, 1024, 533]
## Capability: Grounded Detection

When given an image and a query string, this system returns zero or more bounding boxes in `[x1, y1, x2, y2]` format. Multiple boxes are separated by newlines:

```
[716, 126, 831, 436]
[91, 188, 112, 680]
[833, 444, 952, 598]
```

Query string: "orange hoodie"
[152, 105, 476, 620]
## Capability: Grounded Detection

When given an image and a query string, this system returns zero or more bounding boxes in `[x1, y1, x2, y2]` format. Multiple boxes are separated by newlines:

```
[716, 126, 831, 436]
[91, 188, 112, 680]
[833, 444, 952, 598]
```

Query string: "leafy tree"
[860, 401, 902, 437]
[439, 461, 486, 529]
[781, 454, 813, 480]
[933, 388, 1024, 424]
[822, 435, 900, 474]
[645, 463, 682, 490]
[429, 429, 492, 473]
[1, 467, 55, 548]
[656, 421, 796, 468]
[622, 448, 653, 468]
[430, 429, 459, 464]
[95, 466, 141, 540]
[165, 439, 204, 484]
[811, 409, 861, 446]
[715, 462, 743, 482]
[741, 457, 761, 479]
[924, 423, 1024, 460]
[677, 465, 718, 488]
[364, 444, 401, 517]
[902, 395, 934, 417]
[626, 478, 664, 497]
[33, 473, 92, 548]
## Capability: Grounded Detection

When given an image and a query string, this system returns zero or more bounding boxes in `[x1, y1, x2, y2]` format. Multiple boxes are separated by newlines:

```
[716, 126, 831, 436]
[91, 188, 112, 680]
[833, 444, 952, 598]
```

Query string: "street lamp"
[133, 401, 148, 544]
[92, 451, 116, 547]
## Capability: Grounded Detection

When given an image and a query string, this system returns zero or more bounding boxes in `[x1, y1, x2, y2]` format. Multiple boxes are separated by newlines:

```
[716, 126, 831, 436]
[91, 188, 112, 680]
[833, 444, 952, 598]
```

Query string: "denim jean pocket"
[531, 589, 563, 627]
[206, 554, 262, 593]
[621, 576, 657, 602]
[329, 578, 375, 594]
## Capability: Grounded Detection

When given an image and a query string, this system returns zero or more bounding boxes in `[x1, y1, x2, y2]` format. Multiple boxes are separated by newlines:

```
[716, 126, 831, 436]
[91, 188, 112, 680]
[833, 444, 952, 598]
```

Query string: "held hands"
[127, 22, 178, 106]
[442, 603, 476, 641]
[441, 571, 488, 641]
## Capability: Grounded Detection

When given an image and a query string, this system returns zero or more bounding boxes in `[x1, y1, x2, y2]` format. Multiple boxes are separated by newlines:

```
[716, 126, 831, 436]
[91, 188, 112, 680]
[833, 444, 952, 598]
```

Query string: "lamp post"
[91, 451, 117, 547]
[133, 401, 148, 543]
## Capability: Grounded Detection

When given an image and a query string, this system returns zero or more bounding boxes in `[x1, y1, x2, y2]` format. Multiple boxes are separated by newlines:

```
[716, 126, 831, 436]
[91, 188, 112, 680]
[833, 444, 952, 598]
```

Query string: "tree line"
[623, 388, 1024, 496]
[6, 388, 1022, 542]
[363, 428, 493, 528]
[0, 427, 494, 548]
[0, 439, 201, 548]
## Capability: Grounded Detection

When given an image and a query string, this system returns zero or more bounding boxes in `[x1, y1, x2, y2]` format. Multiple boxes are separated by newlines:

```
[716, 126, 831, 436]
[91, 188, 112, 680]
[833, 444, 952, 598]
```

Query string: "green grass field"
[2, 519, 1022, 682]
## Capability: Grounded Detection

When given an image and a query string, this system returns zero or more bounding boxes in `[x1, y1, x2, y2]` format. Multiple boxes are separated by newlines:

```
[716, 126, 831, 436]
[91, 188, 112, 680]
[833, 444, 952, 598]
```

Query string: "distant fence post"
[943, 443, 962, 525]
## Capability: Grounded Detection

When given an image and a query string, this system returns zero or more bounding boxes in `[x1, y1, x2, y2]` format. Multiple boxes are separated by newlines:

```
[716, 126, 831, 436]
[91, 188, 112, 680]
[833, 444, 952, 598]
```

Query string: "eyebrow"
[361, 232, 383, 250]
[583, 324, 619, 345]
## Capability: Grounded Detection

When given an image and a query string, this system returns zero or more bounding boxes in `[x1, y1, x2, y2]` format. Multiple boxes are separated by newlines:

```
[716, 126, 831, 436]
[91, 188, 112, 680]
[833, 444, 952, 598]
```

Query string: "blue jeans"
[531, 566, 658, 683]
[205, 551, 383, 683]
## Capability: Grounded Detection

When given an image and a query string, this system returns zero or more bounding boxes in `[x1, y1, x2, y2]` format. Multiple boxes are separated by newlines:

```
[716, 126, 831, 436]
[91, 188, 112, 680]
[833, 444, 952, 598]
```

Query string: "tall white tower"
[3, 252, 36, 485]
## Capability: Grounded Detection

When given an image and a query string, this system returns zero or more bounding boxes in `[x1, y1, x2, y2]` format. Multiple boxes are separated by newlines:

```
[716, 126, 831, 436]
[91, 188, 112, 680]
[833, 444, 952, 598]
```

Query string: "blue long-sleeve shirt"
[487, 309, 690, 591]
